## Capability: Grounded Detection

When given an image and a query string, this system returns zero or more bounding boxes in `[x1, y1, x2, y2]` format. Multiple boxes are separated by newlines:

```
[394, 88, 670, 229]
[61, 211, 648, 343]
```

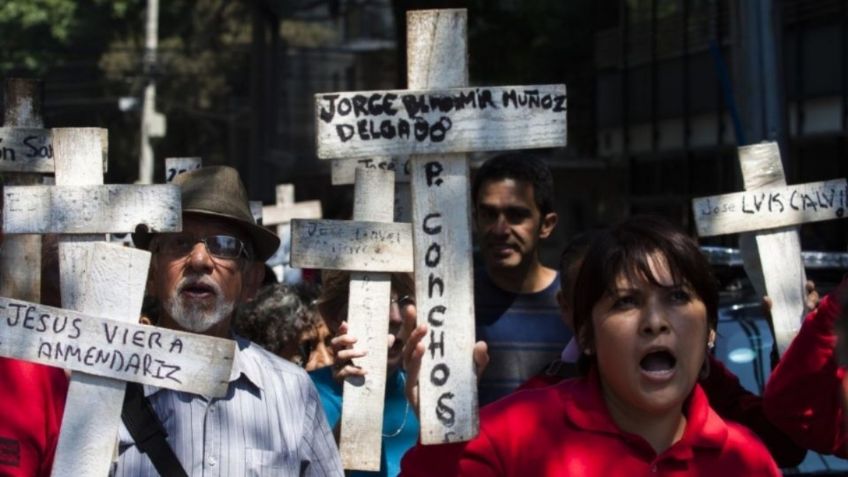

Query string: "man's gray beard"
[164, 290, 235, 333]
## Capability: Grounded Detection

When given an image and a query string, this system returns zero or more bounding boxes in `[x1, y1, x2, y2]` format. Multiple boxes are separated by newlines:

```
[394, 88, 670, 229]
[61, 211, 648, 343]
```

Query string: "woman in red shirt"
[401, 216, 780, 476]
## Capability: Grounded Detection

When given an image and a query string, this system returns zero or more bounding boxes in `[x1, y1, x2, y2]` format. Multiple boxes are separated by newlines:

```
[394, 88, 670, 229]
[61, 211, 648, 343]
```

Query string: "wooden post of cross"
[290, 168, 413, 470]
[331, 157, 412, 222]
[263, 183, 322, 283]
[313, 8, 567, 444]
[692, 142, 848, 354]
[0, 78, 49, 302]
[2, 127, 186, 475]
[0, 243, 237, 475]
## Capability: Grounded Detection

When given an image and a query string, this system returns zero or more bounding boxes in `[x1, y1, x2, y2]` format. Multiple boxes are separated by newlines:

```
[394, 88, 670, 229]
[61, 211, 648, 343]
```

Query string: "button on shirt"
[111, 335, 343, 477]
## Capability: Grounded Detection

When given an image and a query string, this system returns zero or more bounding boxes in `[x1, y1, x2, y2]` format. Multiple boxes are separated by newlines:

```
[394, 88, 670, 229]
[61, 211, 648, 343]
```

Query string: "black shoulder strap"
[121, 382, 189, 477]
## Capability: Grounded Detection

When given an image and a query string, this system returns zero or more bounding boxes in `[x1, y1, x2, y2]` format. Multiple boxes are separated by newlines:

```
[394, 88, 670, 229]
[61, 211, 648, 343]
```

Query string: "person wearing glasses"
[310, 270, 418, 477]
[115, 166, 342, 476]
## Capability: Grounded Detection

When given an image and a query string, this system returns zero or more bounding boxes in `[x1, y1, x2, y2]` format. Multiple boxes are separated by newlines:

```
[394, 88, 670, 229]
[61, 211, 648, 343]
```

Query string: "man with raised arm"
[472, 153, 572, 404]
[115, 166, 342, 476]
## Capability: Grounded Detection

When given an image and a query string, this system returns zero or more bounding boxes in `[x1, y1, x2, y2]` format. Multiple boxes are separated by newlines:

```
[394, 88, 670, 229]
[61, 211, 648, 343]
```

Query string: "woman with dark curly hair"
[234, 281, 332, 370]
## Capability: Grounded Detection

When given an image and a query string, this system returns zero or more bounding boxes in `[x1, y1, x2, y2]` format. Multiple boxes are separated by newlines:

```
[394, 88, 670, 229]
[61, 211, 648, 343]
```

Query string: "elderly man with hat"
[113, 166, 342, 476]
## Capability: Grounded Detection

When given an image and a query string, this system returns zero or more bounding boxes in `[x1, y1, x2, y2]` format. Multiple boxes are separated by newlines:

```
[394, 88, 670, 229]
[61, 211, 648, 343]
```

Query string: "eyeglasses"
[154, 234, 249, 260]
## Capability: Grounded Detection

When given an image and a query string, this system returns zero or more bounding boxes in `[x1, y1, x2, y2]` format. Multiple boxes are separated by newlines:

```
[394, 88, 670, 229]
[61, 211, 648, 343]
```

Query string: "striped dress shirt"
[111, 335, 343, 477]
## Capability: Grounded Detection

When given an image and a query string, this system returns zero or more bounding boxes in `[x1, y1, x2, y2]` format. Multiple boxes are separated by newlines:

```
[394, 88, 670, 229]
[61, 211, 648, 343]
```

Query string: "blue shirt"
[310, 367, 418, 477]
[475, 267, 572, 405]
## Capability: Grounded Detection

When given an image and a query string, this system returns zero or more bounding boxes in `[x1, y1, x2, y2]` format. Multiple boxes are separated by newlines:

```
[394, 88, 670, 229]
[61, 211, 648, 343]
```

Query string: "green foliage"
[0, 0, 77, 71]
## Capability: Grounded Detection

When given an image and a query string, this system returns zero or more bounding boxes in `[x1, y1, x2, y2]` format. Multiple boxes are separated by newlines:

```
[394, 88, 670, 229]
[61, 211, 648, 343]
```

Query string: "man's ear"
[538, 211, 557, 240]
[240, 261, 265, 302]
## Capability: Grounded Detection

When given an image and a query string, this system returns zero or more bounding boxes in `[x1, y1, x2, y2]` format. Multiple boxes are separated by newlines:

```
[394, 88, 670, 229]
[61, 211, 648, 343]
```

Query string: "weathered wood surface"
[262, 200, 323, 226]
[3, 184, 181, 234]
[0, 295, 235, 395]
[315, 84, 567, 159]
[408, 9, 479, 445]
[51, 243, 148, 477]
[289, 219, 413, 272]
[692, 178, 847, 237]
[0, 78, 46, 304]
[338, 168, 395, 471]
[164, 156, 202, 183]
[691, 142, 819, 355]
[0, 127, 54, 172]
[331, 157, 411, 185]
[738, 143, 810, 355]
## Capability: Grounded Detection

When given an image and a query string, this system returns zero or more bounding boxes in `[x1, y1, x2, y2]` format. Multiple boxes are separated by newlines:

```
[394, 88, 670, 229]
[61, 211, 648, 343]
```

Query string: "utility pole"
[139, 0, 166, 184]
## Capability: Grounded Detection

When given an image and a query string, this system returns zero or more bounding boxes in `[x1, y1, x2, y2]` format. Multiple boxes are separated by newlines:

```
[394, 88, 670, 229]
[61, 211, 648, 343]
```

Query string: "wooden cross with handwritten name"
[313, 8, 567, 445]
[291, 168, 412, 470]
[332, 156, 412, 222]
[1, 129, 235, 476]
[692, 142, 847, 354]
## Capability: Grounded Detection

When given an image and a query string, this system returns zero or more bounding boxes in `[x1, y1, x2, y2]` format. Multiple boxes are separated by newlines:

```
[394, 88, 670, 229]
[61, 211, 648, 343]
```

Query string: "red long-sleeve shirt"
[764, 279, 848, 457]
[0, 358, 68, 477]
[401, 369, 780, 476]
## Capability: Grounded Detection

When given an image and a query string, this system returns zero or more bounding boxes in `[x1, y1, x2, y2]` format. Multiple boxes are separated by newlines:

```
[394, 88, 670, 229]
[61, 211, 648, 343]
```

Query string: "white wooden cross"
[1, 128, 235, 476]
[313, 8, 567, 444]
[331, 157, 412, 222]
[291, 168, 413, 470]
[263, 183, 322, 283]
[692, 142, 847, 354]
[0, 78, 53, 303]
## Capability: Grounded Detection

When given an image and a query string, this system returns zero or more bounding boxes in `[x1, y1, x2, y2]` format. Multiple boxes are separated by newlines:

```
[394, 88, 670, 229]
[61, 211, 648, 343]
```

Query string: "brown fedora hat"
[133, 166, 280, 261]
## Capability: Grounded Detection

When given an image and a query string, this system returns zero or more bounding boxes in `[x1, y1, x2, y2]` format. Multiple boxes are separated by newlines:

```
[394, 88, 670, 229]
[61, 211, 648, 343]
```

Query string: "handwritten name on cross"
[1, 127, 182, 476]
[164, 156, 202, 183]
[313, 9, 568, 444]
[692, 142, 847, 354]
[263, 183, 322, 283]
[291, 168, 412, 470]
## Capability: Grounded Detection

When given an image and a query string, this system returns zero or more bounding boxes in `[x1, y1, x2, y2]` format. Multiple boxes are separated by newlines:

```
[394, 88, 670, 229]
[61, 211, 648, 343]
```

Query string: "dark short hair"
[234, 282, 321, 356]
[471, 152, 555, 216]
[572, 216, 719, 371]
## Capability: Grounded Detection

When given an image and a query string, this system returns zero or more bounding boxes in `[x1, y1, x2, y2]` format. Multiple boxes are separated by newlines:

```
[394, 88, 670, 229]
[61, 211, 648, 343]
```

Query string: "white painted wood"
[408, 9, 480, 445]
[737, 143, 809, 356]
[276, 183, 295, 206]
[689, 142, 836, 355]
[0, 127, 53, 172]
[315, 84, 567, 159]
[289, 219, 413, 272]
[337, 168, 396, 470]
[692, 178, 847, 236]
[0, 79, 46, 304]
[164, 156, 202, 183]
[3, 184, 181, 234]
[51, 243, 148, 477]
[0, 295, 235, 395]
[331, 157, 411, 185]
[262, 200, 322, 227]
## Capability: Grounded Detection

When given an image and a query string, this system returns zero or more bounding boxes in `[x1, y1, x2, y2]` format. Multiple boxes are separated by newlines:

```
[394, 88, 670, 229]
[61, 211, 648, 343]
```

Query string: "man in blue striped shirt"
[116, 166, 342, 476]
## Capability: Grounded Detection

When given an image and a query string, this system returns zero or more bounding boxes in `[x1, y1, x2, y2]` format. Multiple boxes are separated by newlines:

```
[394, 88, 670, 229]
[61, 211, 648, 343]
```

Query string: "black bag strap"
[121, 382, 189, 477]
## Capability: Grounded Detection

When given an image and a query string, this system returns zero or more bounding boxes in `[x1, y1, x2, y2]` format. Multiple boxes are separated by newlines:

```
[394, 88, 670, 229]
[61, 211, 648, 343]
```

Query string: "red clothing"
[0, 358, 69, 477]
[401, 370, 780, 476]
[516, 355, 806, 467]
[763, 280, 847, 457]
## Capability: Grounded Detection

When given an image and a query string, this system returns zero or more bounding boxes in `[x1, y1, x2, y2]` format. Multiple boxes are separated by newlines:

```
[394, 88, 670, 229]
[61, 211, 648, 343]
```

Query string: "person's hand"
[761, 280, 820, 316]
[330, 321, 368, 382]
[402, 322, 489, 419]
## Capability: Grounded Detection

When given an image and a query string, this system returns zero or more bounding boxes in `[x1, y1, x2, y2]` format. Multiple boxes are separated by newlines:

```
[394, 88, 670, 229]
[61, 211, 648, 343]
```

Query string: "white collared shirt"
[111, 335, 342, 477]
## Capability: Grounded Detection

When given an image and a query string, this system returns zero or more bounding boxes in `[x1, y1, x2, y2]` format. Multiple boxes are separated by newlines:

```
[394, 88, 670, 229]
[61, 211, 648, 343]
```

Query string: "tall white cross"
[291, 168, 412, 470]
[313, 8, 567, 444]
[263, 183, 322, 283]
